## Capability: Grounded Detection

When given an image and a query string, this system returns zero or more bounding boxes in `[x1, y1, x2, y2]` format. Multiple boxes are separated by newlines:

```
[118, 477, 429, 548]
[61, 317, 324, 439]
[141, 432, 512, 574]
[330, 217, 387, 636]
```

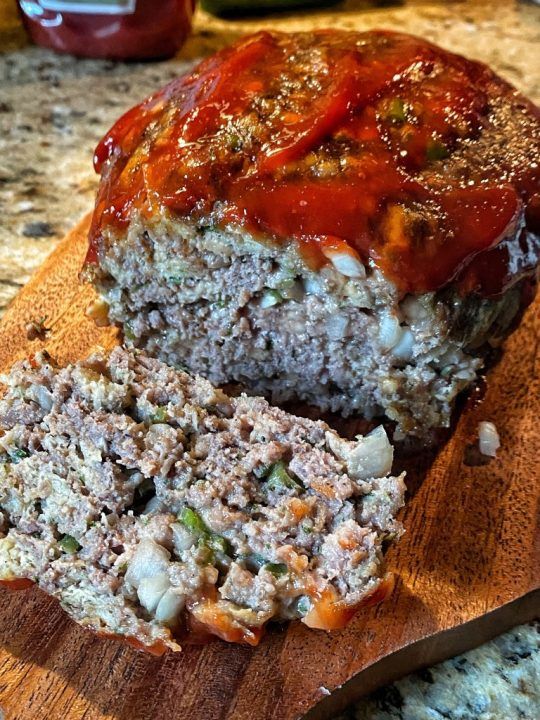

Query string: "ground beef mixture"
[85, 30, 540, 438]
[0, 347, 405, 652]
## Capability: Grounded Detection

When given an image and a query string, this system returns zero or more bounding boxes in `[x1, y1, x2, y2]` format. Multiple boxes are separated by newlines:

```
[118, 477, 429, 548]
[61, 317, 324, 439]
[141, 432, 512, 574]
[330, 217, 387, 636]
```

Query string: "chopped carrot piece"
[310, 481, 337, 500]
[289, 498, 309, 521]
[189, 599, 264, 646]
[96, 630, 170, 656]
[302, 587, 358, 631]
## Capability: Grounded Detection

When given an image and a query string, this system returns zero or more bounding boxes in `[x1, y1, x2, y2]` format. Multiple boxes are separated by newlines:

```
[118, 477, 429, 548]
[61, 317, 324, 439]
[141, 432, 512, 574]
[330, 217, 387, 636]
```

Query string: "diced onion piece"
[356, 426, 394, 478]
[327, 426, 393, 480]
[260, 289, 283, 308]
[455, 368, 476, 381]
[27, 385, 54, 411]
[125, 538, 171, 589]
[304, 276, 323, 295]
[79, 437, 102, 463]
[392, 328, 414, 361]
[171, 522, 197, 555]
[137, 572, 170, 613]
[478, 421, 500, 457]
[142, 495, 164, 516]
[343, 280, 372, 309]
[401, 295, 429, 322]
[324, 250, 366, 278]
[155, 587, 186, 626]
[379, 314, 402, 350]
[146, 423, 175, 441]
[321, 237, 365, 278]
[326, 314, 349, 340]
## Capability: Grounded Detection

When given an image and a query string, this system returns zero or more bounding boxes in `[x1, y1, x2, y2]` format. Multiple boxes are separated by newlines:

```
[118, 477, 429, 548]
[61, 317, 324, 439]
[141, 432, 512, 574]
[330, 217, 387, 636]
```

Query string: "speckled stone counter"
[0, 1, 539, 717]
[1, 0, 540, 312]
[337, 622, 540, 719]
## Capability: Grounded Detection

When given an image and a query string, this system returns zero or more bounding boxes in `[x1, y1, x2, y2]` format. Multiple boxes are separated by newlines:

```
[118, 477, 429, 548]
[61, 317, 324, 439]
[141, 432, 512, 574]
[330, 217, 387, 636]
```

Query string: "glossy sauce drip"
[89, 30, 540, 295]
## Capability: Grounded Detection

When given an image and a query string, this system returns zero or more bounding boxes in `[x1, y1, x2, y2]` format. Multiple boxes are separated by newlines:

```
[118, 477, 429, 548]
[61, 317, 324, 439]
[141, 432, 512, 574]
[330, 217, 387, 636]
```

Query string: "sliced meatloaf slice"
[0, 347, 405, 652]
[84, 29, 540, 439]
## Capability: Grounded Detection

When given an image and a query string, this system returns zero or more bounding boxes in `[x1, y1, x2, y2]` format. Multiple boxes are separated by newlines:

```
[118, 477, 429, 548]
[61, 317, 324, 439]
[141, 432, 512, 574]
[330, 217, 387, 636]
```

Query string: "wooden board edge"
[0, 213, 118, 371]
[303, 589, 540, 720]
[2, 213, 92, 317]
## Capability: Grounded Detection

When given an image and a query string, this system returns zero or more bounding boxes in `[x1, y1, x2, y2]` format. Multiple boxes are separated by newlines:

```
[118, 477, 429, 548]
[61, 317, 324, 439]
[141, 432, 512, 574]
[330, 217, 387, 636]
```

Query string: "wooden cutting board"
[0, 215, 538, 720]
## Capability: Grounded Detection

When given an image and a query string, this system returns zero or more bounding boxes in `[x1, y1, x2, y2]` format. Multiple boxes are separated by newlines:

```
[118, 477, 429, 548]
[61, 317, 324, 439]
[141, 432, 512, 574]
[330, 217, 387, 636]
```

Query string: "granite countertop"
[1, 0, 540, 312]
[0, 1, 539, 718]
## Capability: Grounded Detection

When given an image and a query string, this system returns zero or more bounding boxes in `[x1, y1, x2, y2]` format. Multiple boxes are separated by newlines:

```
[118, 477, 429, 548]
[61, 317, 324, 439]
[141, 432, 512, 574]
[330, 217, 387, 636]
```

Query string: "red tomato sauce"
[0, 577, 35, 590]
[88, 30, 540, 295]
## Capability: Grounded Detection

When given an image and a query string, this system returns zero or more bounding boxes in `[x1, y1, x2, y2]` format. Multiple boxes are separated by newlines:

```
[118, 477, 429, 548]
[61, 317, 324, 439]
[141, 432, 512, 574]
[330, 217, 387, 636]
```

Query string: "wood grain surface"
[0, 215, 538, 720]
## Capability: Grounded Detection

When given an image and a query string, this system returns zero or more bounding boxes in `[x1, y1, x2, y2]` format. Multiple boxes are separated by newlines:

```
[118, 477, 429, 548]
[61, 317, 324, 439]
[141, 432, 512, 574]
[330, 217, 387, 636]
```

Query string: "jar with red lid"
[18, 0, 196, 60]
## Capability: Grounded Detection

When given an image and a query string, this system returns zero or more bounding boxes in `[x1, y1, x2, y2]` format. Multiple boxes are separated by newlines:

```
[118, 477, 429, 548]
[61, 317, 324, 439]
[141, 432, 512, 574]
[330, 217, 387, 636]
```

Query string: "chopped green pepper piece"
[123, 323, 136, 342]
[150, 406, 167, 423]
[263, 562, 288, 577]
[180, 507, 231, 558]
[265, 462, 303, 492]
[260, 289, 283, 309]
[386, 98, 406, 124]
[239, 553, 267, 572]
[239, 555, 288, 576]
[207, 534, 231, 555]
[226, 133, 242, 151]
[168, 275, 186, 285]
[197, 539, 216, 566]
[9, 448, 29, 464]
[59, 534, 81, 554]
[426, 139, 450, 161]
[180, 507, 209, 536]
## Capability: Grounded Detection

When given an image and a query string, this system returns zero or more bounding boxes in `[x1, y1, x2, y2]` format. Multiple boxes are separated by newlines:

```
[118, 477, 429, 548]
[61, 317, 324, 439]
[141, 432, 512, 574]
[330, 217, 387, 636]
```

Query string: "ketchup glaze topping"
[89, 30, 540, 295]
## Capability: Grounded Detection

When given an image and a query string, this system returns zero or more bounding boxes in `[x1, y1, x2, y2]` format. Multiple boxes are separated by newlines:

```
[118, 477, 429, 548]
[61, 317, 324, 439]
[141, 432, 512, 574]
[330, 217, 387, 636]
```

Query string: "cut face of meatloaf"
[84, 30, 540, 438]
[0, 347, 405, 652]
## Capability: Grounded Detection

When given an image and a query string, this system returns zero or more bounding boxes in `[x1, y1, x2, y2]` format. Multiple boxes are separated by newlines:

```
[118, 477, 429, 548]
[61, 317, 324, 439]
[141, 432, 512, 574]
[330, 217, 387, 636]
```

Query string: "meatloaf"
[84, 30, 540, 438]
[0, 347, 405, 652]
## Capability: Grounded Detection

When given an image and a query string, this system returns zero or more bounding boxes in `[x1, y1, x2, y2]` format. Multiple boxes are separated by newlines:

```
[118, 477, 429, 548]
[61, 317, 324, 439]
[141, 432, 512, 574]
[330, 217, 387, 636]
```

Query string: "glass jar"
[18, 0, 196, 60]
